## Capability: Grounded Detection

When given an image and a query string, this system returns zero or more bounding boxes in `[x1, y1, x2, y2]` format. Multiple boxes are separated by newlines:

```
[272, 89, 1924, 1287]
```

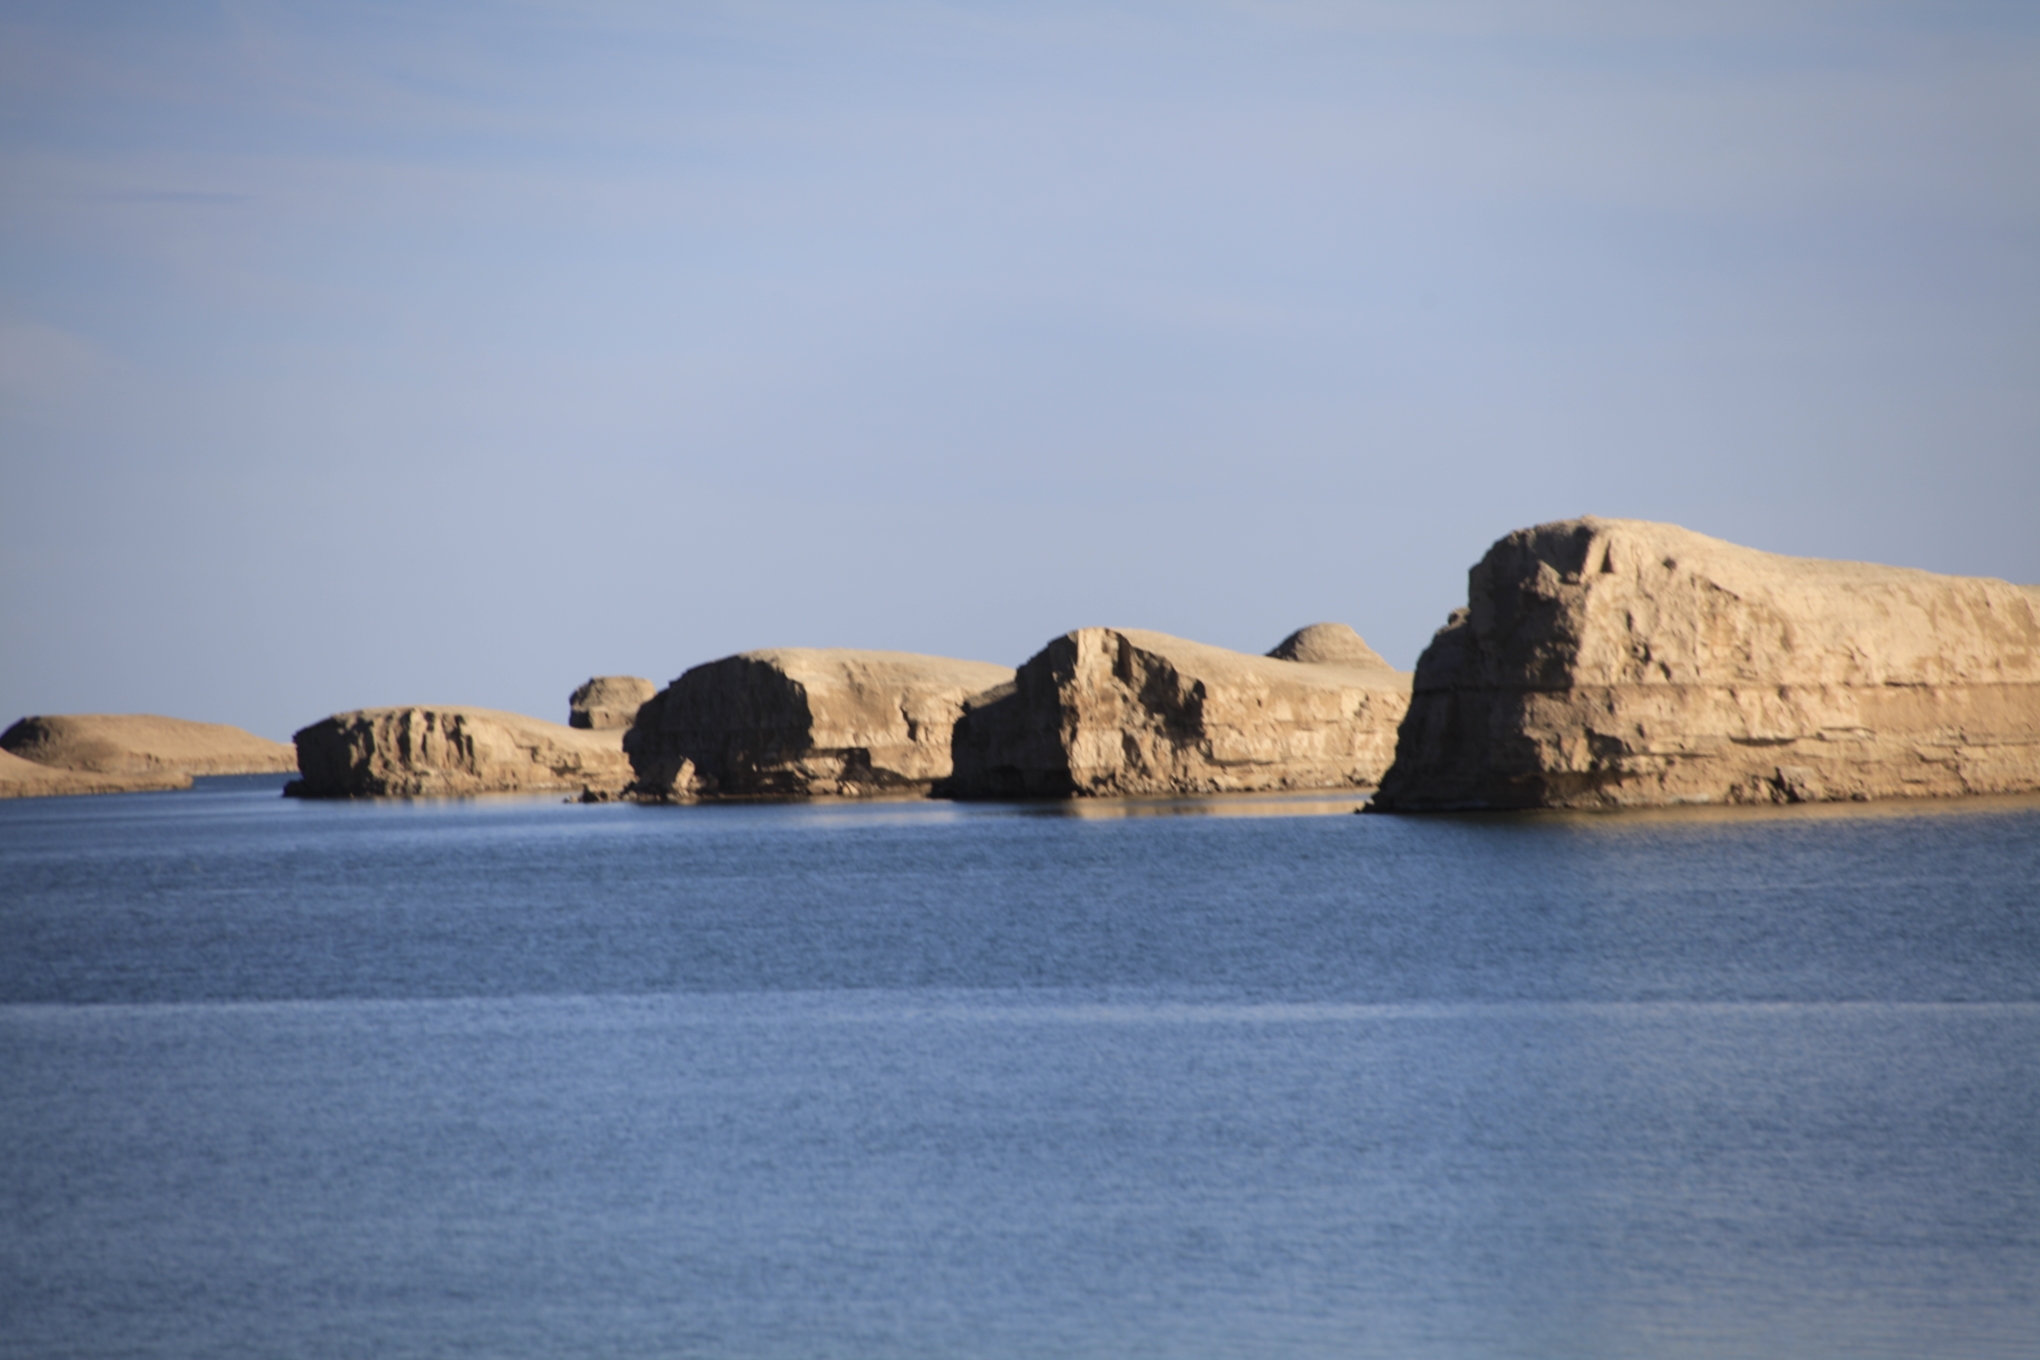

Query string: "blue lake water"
[2, 777, 2037, 1358]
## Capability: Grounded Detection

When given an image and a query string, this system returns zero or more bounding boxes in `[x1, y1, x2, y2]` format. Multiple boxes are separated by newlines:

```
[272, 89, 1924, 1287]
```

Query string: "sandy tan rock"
[288, 707, 633, 798]
[1268, 622, 1393, 668]
[569, 676, 656, 730]
[1, 713, 294, 778]
[0, 747, 190, 798]
[942, 627, 1411, 798]
[1372, 516, 2040, 810]
[625, 649, 1015, 800]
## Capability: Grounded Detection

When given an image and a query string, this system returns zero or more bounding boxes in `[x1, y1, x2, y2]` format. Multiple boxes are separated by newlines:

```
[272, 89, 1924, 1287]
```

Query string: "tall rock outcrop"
[288, 707, 633, 798]
[1, 714, 295, 780]
[941, 627, 1412, 798]
[625, 649, 1016, 800]
[1371, 516, 2040, 811]
[569, 676, 655, 730]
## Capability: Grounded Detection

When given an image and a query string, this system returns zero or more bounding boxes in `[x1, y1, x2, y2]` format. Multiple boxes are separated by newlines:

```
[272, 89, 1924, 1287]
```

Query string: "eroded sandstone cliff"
[569, 676, 655, 730]
[288, 707, 632, 798]
[625, 649, 1016, 800]
[941, 627, 1411, 798]
[1371, 516, 2040, 810]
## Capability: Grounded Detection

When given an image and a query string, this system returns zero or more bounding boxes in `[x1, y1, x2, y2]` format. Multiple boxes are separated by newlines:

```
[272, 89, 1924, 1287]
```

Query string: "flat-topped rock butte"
[289, 707, 632, 798]
[0, 714, 294, 797]
[1371, 516, 2040, 811]
[626, 649, 1015, 800]
[941, 625, 1411, 799]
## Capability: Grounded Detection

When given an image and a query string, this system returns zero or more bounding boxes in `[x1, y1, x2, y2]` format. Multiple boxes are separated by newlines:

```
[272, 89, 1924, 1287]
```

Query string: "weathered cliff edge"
[1371, 516, 2040, 811]
[625, 650, 1015, 800]
[288, 707, 632, 798]
[569, 676, 655, 730]
[940, 625, 1412, 798]
[0, 713, 294, 797]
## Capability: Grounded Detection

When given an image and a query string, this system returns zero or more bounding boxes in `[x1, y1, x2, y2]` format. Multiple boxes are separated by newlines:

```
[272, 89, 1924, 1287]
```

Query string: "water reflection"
[1020, 789, 1372, 819]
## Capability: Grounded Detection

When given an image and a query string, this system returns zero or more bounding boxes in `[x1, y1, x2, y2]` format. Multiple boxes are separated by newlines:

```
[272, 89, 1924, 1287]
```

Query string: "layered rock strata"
[0, 714, 295, 791]
[625, 649, 1015, 800]
[941, 627, 1412, 798]
[1371, 516, 2040, 811]
[569, 676, 656, 730]
[288, 707, 632, 798]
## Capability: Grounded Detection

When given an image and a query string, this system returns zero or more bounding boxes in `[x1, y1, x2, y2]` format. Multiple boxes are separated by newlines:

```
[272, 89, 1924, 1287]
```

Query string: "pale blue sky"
[4, 1, 2036, 740]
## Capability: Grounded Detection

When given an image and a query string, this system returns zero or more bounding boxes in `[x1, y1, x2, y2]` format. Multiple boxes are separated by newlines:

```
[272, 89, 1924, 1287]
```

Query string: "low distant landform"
[0, 714, 294, 798]
[10, 519, 2038, 811]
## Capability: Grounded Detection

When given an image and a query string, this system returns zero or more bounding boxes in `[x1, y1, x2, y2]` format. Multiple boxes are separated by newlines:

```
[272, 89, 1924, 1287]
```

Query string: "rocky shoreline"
[11, 519, 2037, 810]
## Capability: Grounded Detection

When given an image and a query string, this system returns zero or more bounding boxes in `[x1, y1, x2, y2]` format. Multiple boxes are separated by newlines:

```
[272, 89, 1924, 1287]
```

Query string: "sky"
[3, 0, 2036, 741]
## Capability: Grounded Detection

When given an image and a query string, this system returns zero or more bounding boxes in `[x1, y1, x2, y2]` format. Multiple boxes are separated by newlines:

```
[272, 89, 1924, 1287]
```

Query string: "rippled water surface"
[3, 778, 2037, 1358]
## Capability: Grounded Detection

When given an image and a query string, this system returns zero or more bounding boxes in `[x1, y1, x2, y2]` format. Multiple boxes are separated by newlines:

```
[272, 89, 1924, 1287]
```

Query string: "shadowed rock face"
[942, 627, 1411, 799]
[288, 707, 632, 798]
[568, 676, 655, 730]
[1372, 516, 2040, 811]
[624, 649, 1016, 800]
[1, 714, 294, 778]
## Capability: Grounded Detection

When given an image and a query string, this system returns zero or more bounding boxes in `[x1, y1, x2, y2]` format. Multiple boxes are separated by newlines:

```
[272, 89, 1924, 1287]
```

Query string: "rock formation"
[569, 676, 655, 730]
[1267, 622, 1393, 667]
[1371, 516, 2040, 811]
[288, 707, 633, 798]
[941, 627, 1412, 798]
[625, 649, 1015, 800]
[0, 747, 190, 798]
[0, 713, 295, 788]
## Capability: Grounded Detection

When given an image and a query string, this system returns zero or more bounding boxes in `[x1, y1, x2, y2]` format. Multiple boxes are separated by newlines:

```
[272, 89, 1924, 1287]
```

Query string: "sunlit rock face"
[1372, 517, 2040, 811]
[942, 626, 1410, 799]
[289, 707, 631, 798]
[568, 676, 655, 730]
[624, 649, 1015, 800]
[1266, 622, 1391, 668]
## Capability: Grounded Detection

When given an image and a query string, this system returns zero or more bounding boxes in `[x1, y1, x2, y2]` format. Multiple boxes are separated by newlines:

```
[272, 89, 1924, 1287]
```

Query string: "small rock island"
[625, 649, 1015, 800]
[1371, 516, 2040, 810]
[940, 625, 1411, 798]
[288, 707, 633, 798]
